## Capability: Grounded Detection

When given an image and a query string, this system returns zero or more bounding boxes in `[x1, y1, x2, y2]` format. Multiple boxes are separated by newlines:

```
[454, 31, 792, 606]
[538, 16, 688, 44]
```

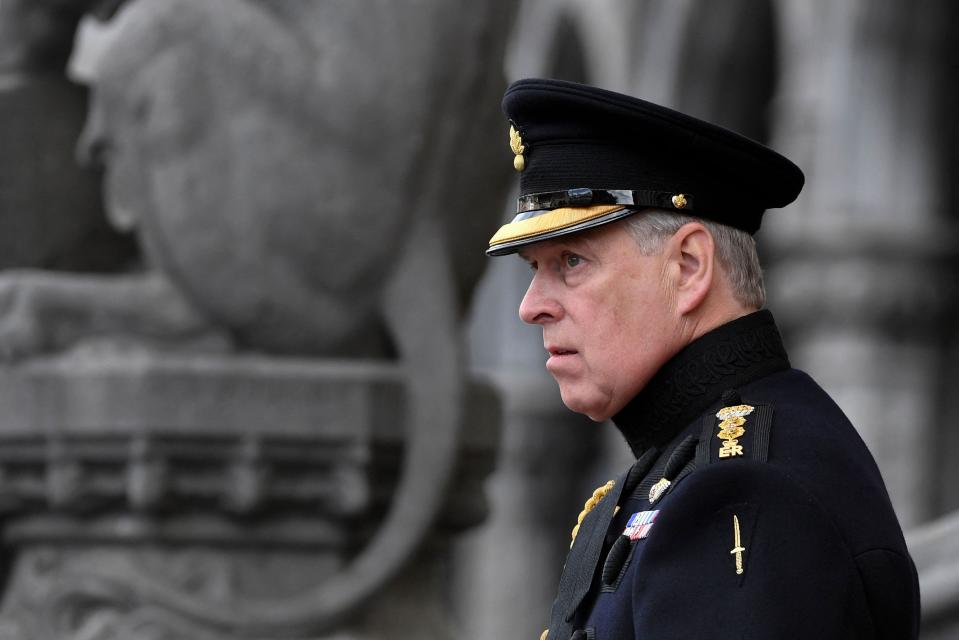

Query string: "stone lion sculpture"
[0, 0, 513, 634]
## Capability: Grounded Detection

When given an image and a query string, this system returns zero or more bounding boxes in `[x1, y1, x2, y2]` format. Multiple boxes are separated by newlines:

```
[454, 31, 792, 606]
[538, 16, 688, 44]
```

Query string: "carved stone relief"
[0, 0, 515, 637]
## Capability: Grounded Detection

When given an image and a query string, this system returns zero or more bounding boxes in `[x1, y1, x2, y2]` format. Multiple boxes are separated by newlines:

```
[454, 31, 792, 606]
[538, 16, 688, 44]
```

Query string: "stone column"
[763, 0, 959, 527]
[908, 512, 959, 639]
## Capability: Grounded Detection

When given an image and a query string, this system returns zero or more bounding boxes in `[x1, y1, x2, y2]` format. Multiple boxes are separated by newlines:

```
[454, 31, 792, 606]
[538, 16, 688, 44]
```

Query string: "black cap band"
[517, 188, 696, 215]
[487, 78, 804, 256]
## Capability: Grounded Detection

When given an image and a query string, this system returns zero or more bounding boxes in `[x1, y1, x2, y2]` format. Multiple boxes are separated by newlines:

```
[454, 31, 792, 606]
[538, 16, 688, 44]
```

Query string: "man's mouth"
[547, 346, 578, 357]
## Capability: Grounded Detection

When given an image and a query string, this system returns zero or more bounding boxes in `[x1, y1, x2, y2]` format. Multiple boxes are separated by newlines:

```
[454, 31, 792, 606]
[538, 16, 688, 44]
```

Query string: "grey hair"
[623, 209, 766, 309]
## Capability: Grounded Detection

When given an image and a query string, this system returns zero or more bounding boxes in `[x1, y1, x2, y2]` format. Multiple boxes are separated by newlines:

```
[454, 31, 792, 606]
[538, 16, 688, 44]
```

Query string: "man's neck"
[679, 302, 758, 351]
[611, 309, 789, 456]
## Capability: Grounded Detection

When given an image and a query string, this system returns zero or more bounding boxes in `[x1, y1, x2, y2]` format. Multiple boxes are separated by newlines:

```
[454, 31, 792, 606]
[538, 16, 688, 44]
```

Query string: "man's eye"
[565, 254, 582, 268]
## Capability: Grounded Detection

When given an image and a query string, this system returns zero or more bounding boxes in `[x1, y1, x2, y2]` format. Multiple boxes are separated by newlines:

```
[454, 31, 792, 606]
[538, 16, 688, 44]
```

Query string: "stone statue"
[0, 0, 136, 272]
[0, 0, 513, 636]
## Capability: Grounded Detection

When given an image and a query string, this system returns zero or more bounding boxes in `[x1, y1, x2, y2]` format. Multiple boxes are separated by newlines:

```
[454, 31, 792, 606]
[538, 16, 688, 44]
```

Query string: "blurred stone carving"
[0, 0, 136, 272]
[0, 0, 514, 637]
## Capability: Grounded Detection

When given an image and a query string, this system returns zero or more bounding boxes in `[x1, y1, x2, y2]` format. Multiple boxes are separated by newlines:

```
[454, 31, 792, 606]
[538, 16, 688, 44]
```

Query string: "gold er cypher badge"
[715, 404, 755, 458]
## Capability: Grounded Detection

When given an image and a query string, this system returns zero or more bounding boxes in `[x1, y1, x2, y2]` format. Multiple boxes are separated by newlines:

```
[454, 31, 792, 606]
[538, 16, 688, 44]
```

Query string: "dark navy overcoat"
[545, 310, 920, 640]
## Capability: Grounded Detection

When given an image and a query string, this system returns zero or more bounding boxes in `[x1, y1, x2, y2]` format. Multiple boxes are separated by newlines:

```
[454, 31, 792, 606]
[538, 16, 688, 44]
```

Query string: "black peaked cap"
[487, 78, 804, 256]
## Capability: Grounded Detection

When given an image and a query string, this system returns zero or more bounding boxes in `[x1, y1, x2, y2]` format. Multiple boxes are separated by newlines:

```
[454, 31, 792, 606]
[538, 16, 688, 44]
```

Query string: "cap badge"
[715, 403, 754, 458]
[509, 124, 526, 172]
[671, 193, 687, 209]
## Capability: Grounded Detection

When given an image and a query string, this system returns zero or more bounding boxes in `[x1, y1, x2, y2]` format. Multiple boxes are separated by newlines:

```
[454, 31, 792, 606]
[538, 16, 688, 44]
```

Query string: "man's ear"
[664, 222, 714, 315]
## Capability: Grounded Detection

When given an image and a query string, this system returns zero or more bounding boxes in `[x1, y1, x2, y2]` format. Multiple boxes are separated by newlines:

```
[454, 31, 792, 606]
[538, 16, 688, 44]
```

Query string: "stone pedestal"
[0, 350, 499, 639]
[453, 372, 604, 640]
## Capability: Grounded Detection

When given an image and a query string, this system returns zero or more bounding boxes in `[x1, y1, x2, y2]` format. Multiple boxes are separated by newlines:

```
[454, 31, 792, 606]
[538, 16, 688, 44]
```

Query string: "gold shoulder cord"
[569, 479, 617, 548]
[539, 480, 618, 640]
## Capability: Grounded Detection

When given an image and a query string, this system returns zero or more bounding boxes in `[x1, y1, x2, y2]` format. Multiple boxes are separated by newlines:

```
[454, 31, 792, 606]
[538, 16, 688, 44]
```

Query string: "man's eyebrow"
[517, 239, 587, 263]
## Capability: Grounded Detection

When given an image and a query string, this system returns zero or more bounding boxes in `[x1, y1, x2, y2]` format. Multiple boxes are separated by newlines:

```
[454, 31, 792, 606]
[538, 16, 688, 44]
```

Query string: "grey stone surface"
[0, 0, 136, 272]
[0, 0, 516, 636]
[66, 0, 512, 356]
[763, 0, 958, 528]
[0, 352, 501, 639]
[908, 511, 959, 635]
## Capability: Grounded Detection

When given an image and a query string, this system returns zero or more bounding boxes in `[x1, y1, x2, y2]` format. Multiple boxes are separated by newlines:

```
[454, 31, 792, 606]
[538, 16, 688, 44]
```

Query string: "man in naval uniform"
[486, 78, 920, 640]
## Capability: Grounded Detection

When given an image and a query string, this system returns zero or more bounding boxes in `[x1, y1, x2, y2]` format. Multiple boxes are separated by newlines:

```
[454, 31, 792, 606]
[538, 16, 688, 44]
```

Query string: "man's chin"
[558, 388, 612, 422]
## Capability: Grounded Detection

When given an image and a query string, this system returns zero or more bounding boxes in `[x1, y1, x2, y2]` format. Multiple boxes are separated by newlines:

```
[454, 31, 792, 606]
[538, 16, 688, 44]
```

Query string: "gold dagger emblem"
[730, 514, 746, 575]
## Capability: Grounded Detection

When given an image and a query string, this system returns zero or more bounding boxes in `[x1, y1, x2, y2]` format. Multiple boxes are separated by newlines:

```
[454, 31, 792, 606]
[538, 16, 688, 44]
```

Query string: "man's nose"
[519, 274, 562, 325]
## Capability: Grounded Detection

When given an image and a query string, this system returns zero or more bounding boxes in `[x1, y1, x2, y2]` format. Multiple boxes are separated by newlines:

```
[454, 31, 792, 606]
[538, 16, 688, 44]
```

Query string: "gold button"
[672, 193, 687, 209]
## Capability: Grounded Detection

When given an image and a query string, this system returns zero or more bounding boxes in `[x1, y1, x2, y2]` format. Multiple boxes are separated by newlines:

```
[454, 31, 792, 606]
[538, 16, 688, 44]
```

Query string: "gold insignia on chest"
[648, 477, 671, 504]
[509, 124, 526, 171]
[715, 404, 754, 458]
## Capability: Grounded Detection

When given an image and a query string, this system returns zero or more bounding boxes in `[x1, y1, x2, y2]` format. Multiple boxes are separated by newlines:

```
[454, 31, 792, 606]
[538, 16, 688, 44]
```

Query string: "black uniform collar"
[611, 309, 790, 457]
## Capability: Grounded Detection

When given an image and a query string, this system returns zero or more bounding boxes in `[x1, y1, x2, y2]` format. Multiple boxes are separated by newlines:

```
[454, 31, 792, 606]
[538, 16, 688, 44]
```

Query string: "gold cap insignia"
[671, 193, 687, 209]
[509, 124, 526, 172]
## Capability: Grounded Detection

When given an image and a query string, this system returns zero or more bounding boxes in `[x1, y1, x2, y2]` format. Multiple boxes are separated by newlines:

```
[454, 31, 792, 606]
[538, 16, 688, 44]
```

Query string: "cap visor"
[486, 205, 632, 256]
[487, 205, 630, 256]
